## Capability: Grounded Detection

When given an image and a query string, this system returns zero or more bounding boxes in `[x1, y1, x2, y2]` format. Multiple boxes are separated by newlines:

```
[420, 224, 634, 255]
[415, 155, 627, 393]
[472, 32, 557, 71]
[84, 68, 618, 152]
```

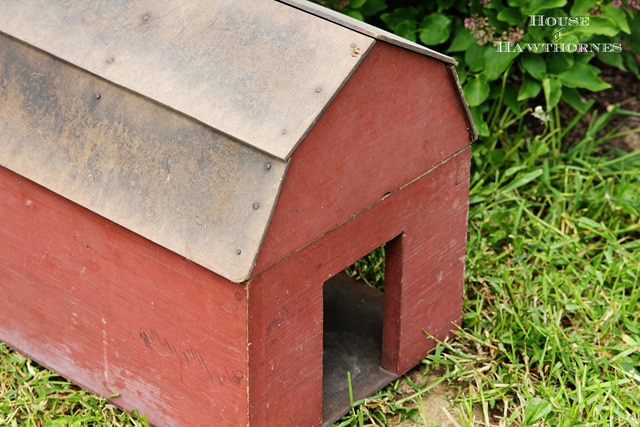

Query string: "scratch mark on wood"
[139, 331, 152, 350]
[101, 315, 109, 386]
[191, 350, 216, 383]
[138, 328, 242, 387]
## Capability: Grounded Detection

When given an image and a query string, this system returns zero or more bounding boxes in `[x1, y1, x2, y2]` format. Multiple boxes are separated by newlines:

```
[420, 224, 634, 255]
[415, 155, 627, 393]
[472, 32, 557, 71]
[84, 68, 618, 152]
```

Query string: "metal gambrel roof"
[0, 0, 375, 283]
[0, 33, 288, 284]
[279, 0, 458, 65]
[0, 1, 472, 283]
[0, 0, 374, 161]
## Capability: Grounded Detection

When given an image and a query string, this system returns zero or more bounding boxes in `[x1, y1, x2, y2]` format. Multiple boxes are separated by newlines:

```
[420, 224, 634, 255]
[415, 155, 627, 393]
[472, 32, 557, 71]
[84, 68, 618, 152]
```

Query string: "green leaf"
[524, 0, 567, 15]
[621, 334, 639, 346]
[501, 169, 543, 194]
[542, 76, 562, 109]
[601, 4, 630, 34]
[524, 398, 553, 425]
[503, 83, 520, 115]
[562, 87, 590, 114]
[625, 13, 640, 52]
[419, 13, 451, 46]
[484, 46, 519, 80]
[624, 51, 640, 78]
[517, 74, 541, 101]
[488, 149, 505, 167]
[465, 43, 487, 73]
[349, 0, 367, 8]
[360, 0, 387, 17]
[578, 217, 606, 231]
[456, 68, 467, 85]
[557, 63, 611, 91]
[546, 53, 572, 75]
[520, 54, 546, 80]
[570, 0, 596, 15]
[574, 53, 592, 65]
[496, 8, 523, 26]
[553, 31, 580, 46]
[437, 0, 455, 10]
[469, 106, 490, 137]
[574, 16, 620, 37]
[463, 75, 490, 107]
[380, 8, 418, 42]
[597, 50, 626, 71]
[343, 10, 364, 21]
[448, 28, 477, 53]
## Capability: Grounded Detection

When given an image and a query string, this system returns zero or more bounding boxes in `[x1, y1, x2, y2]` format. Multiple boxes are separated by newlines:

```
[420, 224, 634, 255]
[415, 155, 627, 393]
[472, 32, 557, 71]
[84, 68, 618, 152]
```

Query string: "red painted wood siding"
[254, 41, 472, 275]
[0, 166, 249, 427]
[249, 149, 470, 426]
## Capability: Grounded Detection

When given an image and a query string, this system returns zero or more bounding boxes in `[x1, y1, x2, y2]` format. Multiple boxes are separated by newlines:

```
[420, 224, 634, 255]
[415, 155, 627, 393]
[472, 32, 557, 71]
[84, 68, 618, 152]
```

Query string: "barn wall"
[248, 148, 471, 425]
[254, 41, 472, 274]
[0, 166, 249, 426]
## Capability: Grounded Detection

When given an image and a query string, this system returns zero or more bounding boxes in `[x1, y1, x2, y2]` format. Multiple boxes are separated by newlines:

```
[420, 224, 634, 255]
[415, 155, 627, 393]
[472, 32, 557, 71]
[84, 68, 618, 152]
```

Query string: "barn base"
[323, 273, 397, 425]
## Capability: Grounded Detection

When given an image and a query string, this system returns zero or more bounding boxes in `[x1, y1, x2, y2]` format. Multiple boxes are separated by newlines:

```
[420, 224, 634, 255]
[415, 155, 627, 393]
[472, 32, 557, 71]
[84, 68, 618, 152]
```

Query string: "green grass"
[0, 343, 149, 427]
[2, 105, 639, 425]
[336, 103, 640, 426]
[429, 105, 640, 426]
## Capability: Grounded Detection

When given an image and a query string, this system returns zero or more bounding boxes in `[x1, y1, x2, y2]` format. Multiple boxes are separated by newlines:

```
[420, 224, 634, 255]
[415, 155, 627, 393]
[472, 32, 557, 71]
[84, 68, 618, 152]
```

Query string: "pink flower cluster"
[626, 0, 640, 10]
[465, 14, 524, 46]
[497, 27, 525, 45]
[464, 14, 496, 45]
[468, 0, 492, 6]
[596, 0, 640, 12]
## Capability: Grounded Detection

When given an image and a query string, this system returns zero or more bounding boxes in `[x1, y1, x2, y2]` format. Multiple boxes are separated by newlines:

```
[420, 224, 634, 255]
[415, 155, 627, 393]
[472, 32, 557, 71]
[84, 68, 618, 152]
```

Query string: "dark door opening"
[322, 242, 399, 425]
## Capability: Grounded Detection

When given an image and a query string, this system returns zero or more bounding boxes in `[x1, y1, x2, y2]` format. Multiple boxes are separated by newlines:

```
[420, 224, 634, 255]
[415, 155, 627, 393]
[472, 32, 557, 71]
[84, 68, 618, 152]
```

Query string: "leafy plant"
[314, 0, 640, 137]
[345, 245, 385, 291]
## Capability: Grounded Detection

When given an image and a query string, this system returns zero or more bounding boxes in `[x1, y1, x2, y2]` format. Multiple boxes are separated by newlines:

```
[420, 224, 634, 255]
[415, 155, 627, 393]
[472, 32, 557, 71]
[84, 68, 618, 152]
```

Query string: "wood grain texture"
[249, 148, 471, 425]
[0, 35, 473, 427]
[0, 166, 249, 427]
[0, 32, 287, 283]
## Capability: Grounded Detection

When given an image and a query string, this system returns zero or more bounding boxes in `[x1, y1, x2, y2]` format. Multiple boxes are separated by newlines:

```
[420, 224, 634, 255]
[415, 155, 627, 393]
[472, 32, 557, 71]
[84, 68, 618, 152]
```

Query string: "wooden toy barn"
[0, 0, 476, 425]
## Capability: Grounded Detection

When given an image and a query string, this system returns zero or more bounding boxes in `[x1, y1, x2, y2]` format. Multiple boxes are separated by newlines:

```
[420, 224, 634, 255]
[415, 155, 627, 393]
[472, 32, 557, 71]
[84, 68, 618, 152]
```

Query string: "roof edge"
[446, 64, 478, 142]
[278, 0, 458, 66]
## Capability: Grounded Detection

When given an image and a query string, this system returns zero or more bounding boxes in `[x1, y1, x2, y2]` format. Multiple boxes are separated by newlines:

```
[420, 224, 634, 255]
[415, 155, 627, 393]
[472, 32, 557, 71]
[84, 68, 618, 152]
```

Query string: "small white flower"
[532, 105, 550, 122]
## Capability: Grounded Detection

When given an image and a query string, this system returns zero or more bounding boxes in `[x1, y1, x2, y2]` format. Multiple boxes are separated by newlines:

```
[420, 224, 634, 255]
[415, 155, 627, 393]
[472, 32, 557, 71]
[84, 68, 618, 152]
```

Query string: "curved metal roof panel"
[279, 0, 458, 65]
[0, 0, 472, 283]
[0, 0, 374, 160]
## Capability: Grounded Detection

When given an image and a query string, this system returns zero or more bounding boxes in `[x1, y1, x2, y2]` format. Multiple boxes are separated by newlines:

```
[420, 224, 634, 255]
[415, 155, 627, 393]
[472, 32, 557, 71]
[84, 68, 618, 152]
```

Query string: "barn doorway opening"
[322, 237, 402, 425]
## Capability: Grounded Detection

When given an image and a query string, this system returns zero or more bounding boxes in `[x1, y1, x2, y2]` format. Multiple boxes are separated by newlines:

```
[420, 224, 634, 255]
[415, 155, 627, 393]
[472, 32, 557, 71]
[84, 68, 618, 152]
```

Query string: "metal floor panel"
[323, 273, 398, 426]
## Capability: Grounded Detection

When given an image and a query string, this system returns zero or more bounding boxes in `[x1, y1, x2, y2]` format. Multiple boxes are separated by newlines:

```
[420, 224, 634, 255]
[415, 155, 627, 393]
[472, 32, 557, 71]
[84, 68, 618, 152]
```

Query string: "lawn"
[2, 2, 640, 425]
[2, 93, 639, 426]
[337, 92, 640, 426]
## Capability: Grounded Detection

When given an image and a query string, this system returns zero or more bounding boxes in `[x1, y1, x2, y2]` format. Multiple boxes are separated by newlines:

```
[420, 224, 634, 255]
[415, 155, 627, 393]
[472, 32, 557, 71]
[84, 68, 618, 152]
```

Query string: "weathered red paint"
[249, 148, 470, 426]
[0, 166, 249, 427]
[242, 43, 471, 424]
[253, 41, 472, 275]
[0, 36, 473, 427]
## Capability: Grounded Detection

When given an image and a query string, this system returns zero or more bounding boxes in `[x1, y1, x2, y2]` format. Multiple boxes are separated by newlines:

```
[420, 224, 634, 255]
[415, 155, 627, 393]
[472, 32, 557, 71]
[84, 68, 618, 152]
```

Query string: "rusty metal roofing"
[0, 0, 377, 283]
[279, 0, 459, 65]
[0, 0, 374, 161]
[0, 33, 288, 283]
[0, 0, 471, 283]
